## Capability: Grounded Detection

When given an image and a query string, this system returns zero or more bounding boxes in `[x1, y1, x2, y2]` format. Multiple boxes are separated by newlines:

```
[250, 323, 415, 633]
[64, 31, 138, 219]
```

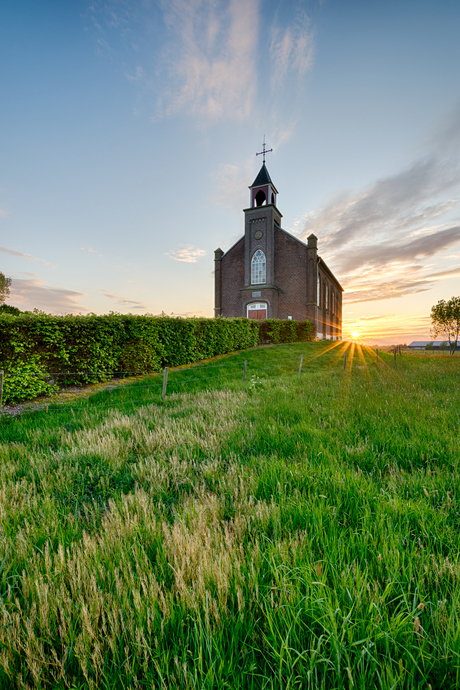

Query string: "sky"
[1, 0, 460, 344]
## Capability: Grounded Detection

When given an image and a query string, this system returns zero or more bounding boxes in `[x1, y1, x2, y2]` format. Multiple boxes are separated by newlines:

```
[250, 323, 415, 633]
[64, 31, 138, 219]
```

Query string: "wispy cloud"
[270, 9, 314, 90]
[8, 276, 88, 314]
[272, 125, 297, 148]
[340, 225, 460, 276]
[89, 0, 314, 131]
[101, 290, 146, 310]
[158, 0, 260, 120]
[211, 157, 253, 210]
[0, 209, 7, 218]
[96, 37, 111, 52]
[167, 245, 206, 262]
[302, 157, 459, 249]
[80, 246, 103, 258]
[298, 152, 460, 303]
[0, 245, 53, 266]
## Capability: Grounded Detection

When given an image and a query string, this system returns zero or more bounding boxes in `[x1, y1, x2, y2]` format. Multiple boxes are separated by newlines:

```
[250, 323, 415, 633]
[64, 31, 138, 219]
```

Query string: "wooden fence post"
[162, 367, 169, 399]
[298, 354, 304, 378]
[0, 370, 3, 408]
[243, 360, 247, 382]
[376, 348, 379, 363]
[394, 348, 397, 362]
[343, 351, 347, 370]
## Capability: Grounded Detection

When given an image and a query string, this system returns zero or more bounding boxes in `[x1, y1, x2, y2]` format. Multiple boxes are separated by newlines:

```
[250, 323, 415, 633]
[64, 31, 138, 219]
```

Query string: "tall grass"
[0, 342, 459, 688]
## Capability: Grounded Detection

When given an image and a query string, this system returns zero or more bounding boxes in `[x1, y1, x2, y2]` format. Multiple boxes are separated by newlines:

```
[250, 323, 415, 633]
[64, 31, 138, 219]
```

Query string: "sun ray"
[303, 340, 346, 364]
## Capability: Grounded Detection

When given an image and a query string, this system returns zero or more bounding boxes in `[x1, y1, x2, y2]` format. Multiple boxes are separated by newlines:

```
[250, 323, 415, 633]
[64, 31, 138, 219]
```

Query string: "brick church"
[214, 156, 343, 340]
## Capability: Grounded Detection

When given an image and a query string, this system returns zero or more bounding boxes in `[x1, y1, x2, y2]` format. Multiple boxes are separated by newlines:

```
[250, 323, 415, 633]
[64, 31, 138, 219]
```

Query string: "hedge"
[0, 313, 313, 404]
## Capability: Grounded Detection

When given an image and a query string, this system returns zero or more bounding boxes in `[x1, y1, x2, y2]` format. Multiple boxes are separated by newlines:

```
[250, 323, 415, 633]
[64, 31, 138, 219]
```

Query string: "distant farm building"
[408, 341, 459, 350]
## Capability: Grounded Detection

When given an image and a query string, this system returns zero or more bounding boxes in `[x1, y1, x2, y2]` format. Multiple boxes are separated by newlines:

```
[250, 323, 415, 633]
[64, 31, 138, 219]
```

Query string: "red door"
[248, 309, 267, 320]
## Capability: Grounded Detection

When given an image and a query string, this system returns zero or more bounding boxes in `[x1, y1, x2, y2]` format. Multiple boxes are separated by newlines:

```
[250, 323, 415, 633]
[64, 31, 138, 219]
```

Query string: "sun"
[351, 331, 360, 339]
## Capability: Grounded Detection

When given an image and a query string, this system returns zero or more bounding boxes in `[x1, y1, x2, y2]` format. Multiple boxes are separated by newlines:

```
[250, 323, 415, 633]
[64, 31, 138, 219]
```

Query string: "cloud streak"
[340, 225, 460, 274]
[270, 10, 314, 90]
[101, 290, 146, 310]
[299, 153, 460, 303]
[8, 277, 88, 314]
[167, 245, 206, 263]
[157, 0, 260, 120]
[211, 157, 254, 210]
[0, 245, 53, 266]
[90, 0, 313, 128]
[302, 157, 459, 250]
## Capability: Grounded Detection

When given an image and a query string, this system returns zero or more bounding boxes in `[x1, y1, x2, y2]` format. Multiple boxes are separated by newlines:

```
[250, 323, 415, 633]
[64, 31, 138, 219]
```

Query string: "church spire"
[249, 139, 278, 208]
[251, 163, 273, 188]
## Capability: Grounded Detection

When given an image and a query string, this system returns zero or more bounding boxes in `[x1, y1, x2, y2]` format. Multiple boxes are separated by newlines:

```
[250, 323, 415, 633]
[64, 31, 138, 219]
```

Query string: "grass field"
[0, 341, 459, 689]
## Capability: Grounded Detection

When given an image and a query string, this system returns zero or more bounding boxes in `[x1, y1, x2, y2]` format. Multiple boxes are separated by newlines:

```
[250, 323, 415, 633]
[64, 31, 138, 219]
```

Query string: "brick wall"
[217, 226, 342, 338]
[317, 266, 342, 339]
[220, 237, 245, 317]
[274, 228, 308, 320]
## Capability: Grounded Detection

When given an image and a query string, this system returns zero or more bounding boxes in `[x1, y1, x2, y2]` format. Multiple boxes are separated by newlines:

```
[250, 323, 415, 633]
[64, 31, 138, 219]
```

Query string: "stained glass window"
[251, 250, 266, 285]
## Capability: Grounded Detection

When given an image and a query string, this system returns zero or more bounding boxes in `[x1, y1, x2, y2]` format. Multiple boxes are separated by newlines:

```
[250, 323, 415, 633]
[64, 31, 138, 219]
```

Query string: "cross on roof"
[256, 136, 273, 164]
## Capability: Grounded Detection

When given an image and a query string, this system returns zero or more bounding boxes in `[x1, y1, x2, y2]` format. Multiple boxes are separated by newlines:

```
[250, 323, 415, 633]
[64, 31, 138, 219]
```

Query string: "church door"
[247, 302, 267, 320]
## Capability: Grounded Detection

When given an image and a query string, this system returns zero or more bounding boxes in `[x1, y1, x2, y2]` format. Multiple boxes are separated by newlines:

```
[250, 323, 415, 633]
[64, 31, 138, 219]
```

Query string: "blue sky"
[1, 0, 460, 343]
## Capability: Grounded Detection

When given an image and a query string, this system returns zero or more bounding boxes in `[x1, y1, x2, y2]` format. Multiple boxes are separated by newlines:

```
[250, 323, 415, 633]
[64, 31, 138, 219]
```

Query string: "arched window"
[255, 190, 266, 207]
[251, 249, 266, 285]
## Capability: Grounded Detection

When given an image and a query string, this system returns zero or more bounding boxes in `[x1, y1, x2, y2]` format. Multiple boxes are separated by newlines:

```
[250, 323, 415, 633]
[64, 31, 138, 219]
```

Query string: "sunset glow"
[0, 2, 459, 344]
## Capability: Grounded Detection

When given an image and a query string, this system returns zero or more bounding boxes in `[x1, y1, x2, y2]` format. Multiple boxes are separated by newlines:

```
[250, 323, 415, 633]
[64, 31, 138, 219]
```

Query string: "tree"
[430, 296, 460, 354]
[0, 272, 11, 305]
[0, 303, 20, 315]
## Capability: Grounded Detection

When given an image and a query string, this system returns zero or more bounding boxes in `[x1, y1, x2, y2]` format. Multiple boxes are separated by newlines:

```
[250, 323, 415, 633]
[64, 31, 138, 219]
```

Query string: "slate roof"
[251, 163, 273, 188]
[408, 341, 453, 347]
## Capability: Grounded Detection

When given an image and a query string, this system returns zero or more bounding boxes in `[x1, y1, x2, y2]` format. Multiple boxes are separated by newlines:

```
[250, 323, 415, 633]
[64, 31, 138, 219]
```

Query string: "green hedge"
[0, 313, 313, 404]
[258, 319, 313, 344]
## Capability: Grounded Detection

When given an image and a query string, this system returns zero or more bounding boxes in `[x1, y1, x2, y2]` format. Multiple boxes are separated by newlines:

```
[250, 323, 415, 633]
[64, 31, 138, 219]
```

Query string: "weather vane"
[256, 136, 273, 164]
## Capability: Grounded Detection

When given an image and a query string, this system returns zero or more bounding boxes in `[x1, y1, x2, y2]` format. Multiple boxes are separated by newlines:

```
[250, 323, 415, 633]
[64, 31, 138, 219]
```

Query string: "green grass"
[1, 341, 460, 689]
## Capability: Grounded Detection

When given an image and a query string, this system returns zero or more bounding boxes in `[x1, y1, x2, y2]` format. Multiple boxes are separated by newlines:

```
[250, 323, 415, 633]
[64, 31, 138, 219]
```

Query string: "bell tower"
[248, 137, 278, 208]
[249, 163, 278, 208]
[240, 141, 282, 317]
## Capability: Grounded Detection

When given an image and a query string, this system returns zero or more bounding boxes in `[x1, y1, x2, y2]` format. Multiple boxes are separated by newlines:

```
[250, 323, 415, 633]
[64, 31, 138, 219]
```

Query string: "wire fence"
[0, 352, 320, 376]
[0, 345, 404, 416]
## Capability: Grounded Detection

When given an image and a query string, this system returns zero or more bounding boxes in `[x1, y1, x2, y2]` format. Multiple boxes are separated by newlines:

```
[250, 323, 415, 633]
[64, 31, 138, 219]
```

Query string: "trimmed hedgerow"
[258, 318, 313, 344]
[0, 313, 313, 403]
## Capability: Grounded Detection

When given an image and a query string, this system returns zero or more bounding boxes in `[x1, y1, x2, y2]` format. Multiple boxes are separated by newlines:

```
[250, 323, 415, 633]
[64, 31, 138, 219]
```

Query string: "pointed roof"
[250, 163, 273, 188]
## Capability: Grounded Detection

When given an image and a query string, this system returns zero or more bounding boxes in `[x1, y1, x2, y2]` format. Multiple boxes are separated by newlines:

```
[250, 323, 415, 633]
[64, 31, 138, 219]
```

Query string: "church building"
[214, 156, 343, 340]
